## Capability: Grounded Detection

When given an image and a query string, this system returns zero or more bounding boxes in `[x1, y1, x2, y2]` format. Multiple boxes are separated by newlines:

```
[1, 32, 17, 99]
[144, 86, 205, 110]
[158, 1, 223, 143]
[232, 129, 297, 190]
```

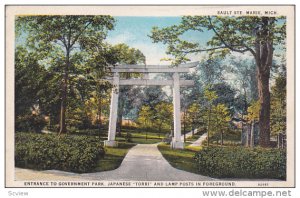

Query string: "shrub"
[194, 146, 286, 179]
[15, 114, 47, 133]
[15, 133, 105, 173]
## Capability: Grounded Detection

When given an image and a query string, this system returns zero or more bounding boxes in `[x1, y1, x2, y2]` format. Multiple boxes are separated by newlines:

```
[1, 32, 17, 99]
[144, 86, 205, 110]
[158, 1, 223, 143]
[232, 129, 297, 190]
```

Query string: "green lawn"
[185, 134, 201, 142]
[116, 129, 164, 144]
[93, 142, 136, 172]
[157, 143, 199, 174]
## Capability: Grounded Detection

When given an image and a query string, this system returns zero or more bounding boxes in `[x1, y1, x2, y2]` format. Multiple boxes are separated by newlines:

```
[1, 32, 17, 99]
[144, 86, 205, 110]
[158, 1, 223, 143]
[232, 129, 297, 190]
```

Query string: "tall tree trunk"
[257, 68, 271, 147]
[59, 50, 70, 134]
[118, 117, 122, 136]
[145, 120, 147, 140]
[192, 123, 194, 136]
[183, 110, 186, 142]
[254, 17, 273, 147]
[250, 68, 259, 101]
[158, 122, 162, 138]
[207, 104, 211, 147]
[98, 97, 102, 137]
[250, 121, 255, 147]
[221, 130, 224, 146]
[117, 102, 124, 136]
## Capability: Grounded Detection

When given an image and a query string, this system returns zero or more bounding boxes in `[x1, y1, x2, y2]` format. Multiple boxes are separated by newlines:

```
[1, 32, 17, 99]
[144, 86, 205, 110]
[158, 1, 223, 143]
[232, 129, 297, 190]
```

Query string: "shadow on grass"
[92, 142, 136, 172]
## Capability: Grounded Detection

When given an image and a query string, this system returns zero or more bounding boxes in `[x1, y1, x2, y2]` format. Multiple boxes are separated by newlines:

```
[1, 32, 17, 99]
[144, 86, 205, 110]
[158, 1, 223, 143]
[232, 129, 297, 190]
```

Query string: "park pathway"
[180, 129, 197, 141]
[15, 144, 214, 181]
[181, 129, 207, 147]
[188, 133, 207, 147]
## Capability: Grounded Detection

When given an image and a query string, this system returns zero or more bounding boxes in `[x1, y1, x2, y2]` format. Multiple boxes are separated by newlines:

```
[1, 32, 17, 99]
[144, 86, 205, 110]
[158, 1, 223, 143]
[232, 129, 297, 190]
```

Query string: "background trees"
[15, 47, 48, 132]
[270, 59, 286, 137]
[211, 104, 231, 146]
[203, 87, 218, 146]
[16, 15, 115, 134]
[16, 16, 147, 135]
[152, 102, 173, 137]
[150, 16, 286, 147]
[186, 103, 203, 135]
[109, 44, 146, 135]
[15, 47, 47, 117]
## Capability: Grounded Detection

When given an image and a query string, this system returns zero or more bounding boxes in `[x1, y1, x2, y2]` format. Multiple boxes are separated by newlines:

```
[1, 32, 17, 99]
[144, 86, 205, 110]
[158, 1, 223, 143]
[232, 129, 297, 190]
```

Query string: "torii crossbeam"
[104, 61, 198, 149]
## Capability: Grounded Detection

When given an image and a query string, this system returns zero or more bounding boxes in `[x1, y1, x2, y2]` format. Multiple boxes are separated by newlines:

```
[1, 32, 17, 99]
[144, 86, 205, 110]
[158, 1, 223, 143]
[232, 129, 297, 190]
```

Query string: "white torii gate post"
[104, 72, 119, 147]
[171, 72, 184, 149]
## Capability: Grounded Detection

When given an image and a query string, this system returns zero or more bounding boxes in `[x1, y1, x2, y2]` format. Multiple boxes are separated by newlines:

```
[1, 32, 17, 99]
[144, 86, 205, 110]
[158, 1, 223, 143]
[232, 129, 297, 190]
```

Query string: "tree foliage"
[150, 16, 286, 147]
[16, 15, 115, 134]
[211, 104, 231, 145]
[270, 74, 286, 136]
[15, 47, 47, 116]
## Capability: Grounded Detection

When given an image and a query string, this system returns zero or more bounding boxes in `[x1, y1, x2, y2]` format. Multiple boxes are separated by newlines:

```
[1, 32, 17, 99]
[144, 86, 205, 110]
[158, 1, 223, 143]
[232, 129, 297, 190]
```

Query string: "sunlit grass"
[157, 143, 199, 174]
[186, 145, 203, 152]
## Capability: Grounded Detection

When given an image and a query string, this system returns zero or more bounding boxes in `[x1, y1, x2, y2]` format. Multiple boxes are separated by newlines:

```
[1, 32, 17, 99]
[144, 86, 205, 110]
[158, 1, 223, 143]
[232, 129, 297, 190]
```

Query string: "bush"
[15, 114, 47, 133]
[15, 133, 105, 173]
[194, 146, 286, 179]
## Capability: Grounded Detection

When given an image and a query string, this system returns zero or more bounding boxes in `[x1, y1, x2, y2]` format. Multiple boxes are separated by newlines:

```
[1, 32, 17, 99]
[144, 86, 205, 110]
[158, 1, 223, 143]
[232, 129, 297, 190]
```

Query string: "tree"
[137, 105, 154, 140]
[15, 47, 49, 132]
[16, 15, 115, 134]
[84, 90, 111, 134]
[82, 42, 117, 135]
[270, 75, 286, 136]
[211, 104, 231, 146]
[186, 103, 203, 135]
[15, 47, 47, 117]
[229, 57, 258, 103]
[245, 100, 260, 147]
[210, 83, 236, 116]
[150, 16, 286, 147]
[153, 102, 173, 138]
[110, 43, 146, 66]
[227, 57, 258, 117]
[203, 87, 218, 147]
[197, 58, 226, 85]
[106, 44, 146, 135]
[246, 100, 260, 122]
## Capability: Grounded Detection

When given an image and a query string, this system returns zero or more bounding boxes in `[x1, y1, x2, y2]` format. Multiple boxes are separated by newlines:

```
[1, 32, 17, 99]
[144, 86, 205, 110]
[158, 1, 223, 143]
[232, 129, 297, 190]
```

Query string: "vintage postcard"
[5, 5, 295, 188]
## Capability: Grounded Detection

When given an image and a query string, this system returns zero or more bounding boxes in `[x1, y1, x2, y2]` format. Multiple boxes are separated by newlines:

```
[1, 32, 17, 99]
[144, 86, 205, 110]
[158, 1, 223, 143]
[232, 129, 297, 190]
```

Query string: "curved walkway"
[15, 144, 214, 181]
[189, 133, 207, 147]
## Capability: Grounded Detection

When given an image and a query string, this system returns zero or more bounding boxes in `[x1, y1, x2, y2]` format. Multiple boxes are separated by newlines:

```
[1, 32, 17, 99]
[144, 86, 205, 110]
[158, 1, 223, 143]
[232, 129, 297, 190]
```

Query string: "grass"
[186, 145, 203, 152]
[93, 142, 136, 172]
[116, 129, 164, 144]
[157, 143, 200, 174]
[185, 134, 201, 142]
[70, 128, 165, 144]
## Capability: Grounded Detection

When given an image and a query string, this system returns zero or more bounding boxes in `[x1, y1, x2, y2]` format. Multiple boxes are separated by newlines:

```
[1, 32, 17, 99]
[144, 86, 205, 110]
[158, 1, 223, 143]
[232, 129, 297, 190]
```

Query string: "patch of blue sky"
[106, 16, 213, 65]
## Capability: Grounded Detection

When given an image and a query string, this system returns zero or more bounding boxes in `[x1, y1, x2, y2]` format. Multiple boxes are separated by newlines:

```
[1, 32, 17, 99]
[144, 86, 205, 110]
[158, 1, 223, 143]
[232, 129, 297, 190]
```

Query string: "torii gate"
[104, 61, 198, 149]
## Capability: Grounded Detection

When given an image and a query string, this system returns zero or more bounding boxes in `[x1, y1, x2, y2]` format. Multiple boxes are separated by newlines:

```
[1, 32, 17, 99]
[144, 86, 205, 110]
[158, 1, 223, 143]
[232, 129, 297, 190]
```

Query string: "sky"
[106, 16, 213, 65]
